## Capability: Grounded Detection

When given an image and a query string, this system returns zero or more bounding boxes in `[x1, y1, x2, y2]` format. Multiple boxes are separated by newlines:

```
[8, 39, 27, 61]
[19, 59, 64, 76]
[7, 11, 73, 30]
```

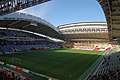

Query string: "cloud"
[18, 1, 53, 18]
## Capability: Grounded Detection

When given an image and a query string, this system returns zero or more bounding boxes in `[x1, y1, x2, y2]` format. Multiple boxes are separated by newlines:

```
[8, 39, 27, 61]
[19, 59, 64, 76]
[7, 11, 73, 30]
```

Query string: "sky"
[18, 0, 106, 27]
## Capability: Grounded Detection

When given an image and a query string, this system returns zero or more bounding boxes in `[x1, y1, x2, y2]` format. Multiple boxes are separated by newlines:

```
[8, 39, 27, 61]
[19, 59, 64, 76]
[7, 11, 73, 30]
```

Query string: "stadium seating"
[0, 67, 30, 80]
[0, 29, 61, 54]
[0, 29, 61, 79]
[66, 41, 113, 51]
[88, 51, 120, 80]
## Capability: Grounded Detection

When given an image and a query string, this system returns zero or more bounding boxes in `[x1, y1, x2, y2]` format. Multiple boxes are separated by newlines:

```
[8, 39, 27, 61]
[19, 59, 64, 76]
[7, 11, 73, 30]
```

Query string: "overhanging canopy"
[0, 12, 63, 40]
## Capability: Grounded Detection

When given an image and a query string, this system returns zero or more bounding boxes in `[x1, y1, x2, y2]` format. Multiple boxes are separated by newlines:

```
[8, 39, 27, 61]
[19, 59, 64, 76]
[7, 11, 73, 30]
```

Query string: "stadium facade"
[98, 0, 120, 41]
[58, 22, 113, 50]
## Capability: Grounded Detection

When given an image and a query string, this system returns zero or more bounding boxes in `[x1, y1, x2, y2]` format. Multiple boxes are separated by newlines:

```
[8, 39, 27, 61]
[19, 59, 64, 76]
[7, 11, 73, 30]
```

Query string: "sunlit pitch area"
[0, 49, 104, 80]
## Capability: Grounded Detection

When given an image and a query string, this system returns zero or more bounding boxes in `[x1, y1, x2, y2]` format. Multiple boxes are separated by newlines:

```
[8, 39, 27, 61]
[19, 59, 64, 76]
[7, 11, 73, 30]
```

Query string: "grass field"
[0, 49, 104, 80]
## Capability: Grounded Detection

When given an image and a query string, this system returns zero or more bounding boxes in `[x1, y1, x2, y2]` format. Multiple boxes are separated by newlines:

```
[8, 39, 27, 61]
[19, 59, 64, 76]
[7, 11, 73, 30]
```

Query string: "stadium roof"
[0, 0, 50, 15]
[98, 0, 120, 40]
[0, 12, 63, 40]
[58, 22, 109, 41]
[58, 22, 107, 28]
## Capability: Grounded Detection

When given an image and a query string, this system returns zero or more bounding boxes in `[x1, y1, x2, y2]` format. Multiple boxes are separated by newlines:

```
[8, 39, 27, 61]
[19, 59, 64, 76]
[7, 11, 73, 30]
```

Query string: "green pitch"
[0, 49, 104, 80]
